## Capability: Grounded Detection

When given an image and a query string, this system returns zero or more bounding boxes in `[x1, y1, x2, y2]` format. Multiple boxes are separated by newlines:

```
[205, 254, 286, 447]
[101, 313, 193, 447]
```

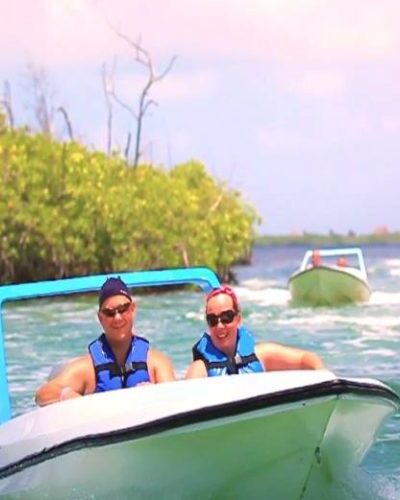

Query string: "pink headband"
[205, 285, 240, 312]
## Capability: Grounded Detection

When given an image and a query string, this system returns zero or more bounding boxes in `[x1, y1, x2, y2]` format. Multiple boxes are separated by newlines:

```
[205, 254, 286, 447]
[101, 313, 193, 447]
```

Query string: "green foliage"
[0, 127, 259, 283]
[255, 233, 400, 246]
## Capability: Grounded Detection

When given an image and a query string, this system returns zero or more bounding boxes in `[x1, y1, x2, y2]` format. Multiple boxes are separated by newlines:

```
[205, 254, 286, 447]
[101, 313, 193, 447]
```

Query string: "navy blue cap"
[99, 277, 132, 308]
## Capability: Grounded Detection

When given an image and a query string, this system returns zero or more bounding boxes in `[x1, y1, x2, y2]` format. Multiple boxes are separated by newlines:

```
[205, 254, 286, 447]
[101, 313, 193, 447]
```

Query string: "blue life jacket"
[88, 333, 150, 392]
[192, 326, 264, 376]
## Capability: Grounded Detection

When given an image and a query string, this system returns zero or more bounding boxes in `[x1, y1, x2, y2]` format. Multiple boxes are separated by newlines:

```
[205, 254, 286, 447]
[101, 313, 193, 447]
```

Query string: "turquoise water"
[3, 244, 400, 498]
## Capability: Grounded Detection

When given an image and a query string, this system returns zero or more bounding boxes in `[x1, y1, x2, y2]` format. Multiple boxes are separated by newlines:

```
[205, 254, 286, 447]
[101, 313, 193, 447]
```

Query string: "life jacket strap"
[201, 353, 259, 374]
[94, 361, 148, 377]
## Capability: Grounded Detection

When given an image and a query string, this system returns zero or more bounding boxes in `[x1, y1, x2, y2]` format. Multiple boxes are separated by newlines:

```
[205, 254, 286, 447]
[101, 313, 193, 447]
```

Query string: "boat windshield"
[300, 247, 367, 278]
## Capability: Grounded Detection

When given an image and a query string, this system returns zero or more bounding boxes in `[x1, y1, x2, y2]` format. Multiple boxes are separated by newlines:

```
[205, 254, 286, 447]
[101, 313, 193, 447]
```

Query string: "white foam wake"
[370, 292, 400, 305]
[235, 286, 290, 306]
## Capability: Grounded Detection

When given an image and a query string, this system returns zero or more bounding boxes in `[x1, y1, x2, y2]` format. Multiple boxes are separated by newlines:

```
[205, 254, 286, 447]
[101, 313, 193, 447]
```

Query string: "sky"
[1, 0, 400, 235]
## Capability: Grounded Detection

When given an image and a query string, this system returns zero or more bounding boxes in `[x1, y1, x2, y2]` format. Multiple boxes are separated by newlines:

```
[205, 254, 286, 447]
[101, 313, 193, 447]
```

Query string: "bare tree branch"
[208, 193, 224, 214]
[124, 131, 132, 162]
[101, 60, 117, 155]
[180, 244, 190, 267]
[106, 24, 176, 168]
[0, 80, 14, 129]
[142, 99, 157, 115]
[57, 106, 74, 141]
[154, 56, 177, 83]
[108, 90, 138, 120]
[25, 64, 55, 136]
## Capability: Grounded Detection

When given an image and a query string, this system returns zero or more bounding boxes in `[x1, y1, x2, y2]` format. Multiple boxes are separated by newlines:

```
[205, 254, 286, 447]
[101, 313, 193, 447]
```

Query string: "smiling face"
[205, 292, 241, 357]
[98, 294, 135, 345]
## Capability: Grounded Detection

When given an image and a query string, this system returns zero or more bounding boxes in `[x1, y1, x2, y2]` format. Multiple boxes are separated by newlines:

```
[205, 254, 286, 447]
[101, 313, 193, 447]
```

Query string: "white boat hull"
[0, 372, 397, 499]
[289, 266, 371, 306]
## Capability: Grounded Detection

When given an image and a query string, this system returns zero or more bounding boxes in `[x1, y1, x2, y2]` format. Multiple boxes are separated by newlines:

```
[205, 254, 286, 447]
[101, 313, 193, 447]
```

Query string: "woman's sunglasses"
[206, 309, 237, 327]
[101, 302, 132, 318]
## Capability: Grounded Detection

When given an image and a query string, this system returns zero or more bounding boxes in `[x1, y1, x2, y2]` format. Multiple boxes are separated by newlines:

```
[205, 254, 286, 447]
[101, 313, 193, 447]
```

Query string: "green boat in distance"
[289, 247, 371, 306]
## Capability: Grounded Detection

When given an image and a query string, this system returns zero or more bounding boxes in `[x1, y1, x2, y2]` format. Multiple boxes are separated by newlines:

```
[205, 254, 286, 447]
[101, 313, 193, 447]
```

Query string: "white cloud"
[380, 115, 400, 135]
[256, 126, 313, 151]
[256, 105, 376, 152]
[286, 70, 347, 97]
[1, 0, 400, 69]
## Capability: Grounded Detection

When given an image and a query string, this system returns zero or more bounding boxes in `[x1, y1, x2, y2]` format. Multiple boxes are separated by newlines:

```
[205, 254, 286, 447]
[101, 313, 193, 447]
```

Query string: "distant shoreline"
[255, 233, 400, 246]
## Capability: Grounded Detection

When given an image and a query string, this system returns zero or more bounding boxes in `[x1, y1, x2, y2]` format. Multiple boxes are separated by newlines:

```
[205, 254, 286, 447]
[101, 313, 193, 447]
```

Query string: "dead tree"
[124, 131, 132, 162]
[23, 65, 73, 142]
[57, 106, 74, 141]
[0, 80, 14, 129]
[26, 65, 55, 136]
[108, 28, 176, 168]
[101, 61, 117, 156]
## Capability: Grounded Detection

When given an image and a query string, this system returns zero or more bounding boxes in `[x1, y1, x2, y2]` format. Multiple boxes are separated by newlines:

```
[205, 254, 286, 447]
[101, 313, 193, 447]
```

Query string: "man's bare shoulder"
[36, 354, 95, 405]
[51, 354, 95, 390]
[55, 354, 92, 376]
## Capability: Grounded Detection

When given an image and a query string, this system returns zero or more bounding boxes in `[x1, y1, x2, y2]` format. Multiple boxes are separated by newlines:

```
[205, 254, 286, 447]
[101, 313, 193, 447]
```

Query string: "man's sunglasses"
[206, 309, 237, 327]
[101, 302, 132, 318]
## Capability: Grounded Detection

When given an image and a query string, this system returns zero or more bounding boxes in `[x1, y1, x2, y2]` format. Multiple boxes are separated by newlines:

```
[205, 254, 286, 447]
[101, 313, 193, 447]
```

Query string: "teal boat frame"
[0, 267, 220, 424]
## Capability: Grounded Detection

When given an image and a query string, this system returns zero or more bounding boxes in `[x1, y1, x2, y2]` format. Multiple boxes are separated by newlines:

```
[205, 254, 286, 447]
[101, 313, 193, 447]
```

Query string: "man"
[36, 277, 176, 406]
[186, 285, 325, 378]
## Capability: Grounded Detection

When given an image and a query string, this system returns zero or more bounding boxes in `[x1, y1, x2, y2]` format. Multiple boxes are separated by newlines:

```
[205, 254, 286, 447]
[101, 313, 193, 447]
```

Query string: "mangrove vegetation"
[0, 116, 259, 284]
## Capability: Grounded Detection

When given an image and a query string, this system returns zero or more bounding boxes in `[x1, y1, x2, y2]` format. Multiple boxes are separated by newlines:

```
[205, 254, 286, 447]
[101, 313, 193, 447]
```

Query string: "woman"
[186, 285, 325, 378]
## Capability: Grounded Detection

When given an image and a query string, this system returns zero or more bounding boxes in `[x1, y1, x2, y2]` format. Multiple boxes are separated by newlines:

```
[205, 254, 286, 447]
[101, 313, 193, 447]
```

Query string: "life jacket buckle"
[123, 362, 134, 375]
[234, 354, 243, 366]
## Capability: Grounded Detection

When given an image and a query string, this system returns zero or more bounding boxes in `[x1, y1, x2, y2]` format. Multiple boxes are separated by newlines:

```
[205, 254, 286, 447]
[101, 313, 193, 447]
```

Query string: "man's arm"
[255, 342, 325, 371]
[185, 360, 208, 379]
[148, 349, 176, 383]
[35, 355, 95, 406]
